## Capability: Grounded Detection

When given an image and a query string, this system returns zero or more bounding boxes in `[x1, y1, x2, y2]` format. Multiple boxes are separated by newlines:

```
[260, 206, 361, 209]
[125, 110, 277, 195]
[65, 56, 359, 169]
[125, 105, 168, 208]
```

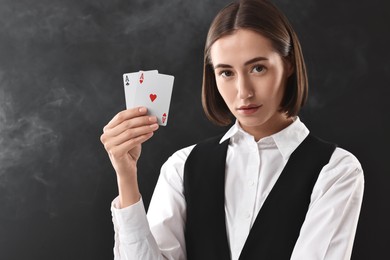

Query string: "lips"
[236, 104, 262, 115]
[238, 104, 261, 110]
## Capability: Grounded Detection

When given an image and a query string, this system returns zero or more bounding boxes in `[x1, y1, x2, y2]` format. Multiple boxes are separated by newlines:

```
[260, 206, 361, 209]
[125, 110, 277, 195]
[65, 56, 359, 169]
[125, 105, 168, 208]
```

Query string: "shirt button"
[245, 212, 251, 219]
[248, 180, 255, 186]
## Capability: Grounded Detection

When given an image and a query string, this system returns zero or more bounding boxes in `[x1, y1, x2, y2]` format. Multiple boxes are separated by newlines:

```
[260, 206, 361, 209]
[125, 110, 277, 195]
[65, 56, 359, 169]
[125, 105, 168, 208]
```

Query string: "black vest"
[183, 134, 336, 260]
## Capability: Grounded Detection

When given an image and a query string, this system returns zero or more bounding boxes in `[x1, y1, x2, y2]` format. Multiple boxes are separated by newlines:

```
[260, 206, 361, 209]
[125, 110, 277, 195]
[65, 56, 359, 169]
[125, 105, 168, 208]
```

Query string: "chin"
[237, 117, 268, 128]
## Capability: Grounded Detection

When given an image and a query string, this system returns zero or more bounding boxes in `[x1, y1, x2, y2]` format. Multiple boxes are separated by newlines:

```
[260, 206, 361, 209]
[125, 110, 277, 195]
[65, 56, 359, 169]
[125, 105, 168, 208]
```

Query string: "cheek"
[264, 72, 286, 97]
[216, 82, 235, 105]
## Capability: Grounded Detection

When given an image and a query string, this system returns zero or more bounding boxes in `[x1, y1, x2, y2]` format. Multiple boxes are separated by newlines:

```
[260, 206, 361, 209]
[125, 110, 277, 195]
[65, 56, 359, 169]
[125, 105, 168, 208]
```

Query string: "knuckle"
[116, 113, 124, 122]
[117, 110, 129, 121]
[103, 141, 111, 151]
[127, 119, 134, 128]
[100, 133, 106, 143]
[125, 128, 135, 138]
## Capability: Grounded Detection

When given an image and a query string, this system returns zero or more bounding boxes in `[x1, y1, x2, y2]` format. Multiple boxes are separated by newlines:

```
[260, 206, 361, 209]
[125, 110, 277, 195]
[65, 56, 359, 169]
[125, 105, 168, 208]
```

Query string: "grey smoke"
[0, 85, 61, 176]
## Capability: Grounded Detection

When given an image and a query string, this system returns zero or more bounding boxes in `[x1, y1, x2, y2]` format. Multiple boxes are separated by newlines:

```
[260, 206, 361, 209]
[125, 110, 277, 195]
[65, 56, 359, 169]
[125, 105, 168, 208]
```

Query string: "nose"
[237, 75, 254, 100]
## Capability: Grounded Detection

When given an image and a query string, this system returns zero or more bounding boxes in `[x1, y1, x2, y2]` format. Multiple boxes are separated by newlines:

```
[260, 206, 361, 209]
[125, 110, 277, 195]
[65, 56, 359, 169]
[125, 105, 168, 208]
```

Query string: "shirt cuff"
[111, 196, 151, 244]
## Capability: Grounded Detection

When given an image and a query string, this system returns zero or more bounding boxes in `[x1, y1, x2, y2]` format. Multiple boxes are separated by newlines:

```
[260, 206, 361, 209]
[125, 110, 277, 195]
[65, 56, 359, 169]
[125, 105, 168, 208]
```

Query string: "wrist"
[116, 168, 141, 208]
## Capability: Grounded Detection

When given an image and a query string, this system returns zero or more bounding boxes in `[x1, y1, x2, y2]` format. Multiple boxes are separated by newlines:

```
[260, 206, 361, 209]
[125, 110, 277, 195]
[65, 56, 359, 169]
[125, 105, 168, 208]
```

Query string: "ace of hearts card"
[123, 70, 174, 126]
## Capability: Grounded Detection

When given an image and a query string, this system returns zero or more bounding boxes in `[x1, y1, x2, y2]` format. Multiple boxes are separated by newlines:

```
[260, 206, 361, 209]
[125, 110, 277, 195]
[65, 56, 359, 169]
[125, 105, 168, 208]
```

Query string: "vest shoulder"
[306, 133, 337, 147]
[190, 133, 228, 151]
[306, 134, 361, 167]
[196, 133, 226, 145]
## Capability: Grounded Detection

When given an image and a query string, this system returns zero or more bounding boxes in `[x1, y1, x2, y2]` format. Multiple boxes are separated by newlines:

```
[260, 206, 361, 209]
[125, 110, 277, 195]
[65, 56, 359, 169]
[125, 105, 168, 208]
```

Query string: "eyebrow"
[213, 56, 268, 69]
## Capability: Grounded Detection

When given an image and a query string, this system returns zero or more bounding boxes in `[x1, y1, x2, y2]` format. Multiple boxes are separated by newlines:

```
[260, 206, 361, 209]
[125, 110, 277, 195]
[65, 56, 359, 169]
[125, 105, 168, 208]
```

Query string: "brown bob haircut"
[202, 0, 308, 126]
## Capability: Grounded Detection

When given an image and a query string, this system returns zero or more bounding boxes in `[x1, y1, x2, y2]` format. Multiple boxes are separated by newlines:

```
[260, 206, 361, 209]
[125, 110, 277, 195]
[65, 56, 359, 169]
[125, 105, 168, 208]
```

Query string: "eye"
[219, 70, 234, 78]
[251, 65, 266, 73]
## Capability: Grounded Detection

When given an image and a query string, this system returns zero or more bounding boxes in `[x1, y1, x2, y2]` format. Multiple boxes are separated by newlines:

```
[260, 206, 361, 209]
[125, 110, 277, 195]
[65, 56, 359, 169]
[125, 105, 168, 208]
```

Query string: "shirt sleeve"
[110, 145, 194, 260]
[111, 197, 163, 260]
[291, 147, 365, 260]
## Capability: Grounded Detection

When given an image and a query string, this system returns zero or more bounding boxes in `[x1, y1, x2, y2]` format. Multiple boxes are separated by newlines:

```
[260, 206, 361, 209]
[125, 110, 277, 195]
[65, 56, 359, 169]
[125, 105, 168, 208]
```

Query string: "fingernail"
[149, 116, 157, 122]
[139, 107, 147, 113]
[150, 123, 158, 129]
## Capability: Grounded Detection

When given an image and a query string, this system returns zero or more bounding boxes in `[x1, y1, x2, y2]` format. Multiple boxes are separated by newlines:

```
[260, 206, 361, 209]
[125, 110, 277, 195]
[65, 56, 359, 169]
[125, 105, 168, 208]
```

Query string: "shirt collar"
[219, 121, 241, 144]
[219, 117, 310, 160]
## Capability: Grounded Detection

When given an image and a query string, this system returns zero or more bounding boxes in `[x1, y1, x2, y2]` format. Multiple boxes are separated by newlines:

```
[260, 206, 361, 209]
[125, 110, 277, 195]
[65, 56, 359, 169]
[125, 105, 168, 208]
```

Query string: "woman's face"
[210, 29, 293, 138]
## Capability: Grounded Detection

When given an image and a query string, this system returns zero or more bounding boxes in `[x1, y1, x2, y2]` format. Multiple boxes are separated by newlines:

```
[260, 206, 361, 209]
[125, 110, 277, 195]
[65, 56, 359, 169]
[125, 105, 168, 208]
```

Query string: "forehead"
[210, 29, 278, 64]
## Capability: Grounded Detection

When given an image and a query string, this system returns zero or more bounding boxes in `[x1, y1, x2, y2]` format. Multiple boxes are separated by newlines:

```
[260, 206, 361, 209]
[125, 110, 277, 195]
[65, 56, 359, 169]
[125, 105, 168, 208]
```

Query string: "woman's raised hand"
[100, 107, 159, 207]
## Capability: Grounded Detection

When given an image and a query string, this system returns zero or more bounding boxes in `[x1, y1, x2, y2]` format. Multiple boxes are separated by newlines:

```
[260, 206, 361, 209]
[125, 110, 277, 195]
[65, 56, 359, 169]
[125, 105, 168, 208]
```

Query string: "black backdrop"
[0, 0, 389, 259]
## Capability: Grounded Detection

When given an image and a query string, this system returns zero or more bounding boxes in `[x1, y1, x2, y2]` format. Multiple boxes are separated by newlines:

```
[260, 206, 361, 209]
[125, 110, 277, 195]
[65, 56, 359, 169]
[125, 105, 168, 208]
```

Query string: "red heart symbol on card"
[150, 94, 157, 102]
[162, 113, 167, 124]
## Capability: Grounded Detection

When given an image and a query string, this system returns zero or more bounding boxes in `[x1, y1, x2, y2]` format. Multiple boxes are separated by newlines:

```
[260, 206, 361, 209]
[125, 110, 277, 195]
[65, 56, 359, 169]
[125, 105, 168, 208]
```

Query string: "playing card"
[123, 70, 158, 109]
[132, 73, 174, 126]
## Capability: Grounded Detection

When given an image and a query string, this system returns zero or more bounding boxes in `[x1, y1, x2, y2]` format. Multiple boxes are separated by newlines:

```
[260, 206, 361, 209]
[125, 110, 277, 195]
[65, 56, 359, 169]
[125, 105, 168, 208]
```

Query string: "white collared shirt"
[111, 118, 364, 260]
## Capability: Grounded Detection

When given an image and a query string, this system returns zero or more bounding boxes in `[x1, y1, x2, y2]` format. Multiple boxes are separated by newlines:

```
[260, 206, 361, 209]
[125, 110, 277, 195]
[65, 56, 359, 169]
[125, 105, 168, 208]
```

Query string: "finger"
[104, 115, 157, 137]
[104, 107, 148, 131]
[109, 132, 154, 158]
[105, 123, 159, 148]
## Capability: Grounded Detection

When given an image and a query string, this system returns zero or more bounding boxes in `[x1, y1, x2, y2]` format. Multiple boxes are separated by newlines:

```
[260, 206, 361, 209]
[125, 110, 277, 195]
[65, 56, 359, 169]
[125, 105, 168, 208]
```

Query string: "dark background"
[0, 0, 389, 259]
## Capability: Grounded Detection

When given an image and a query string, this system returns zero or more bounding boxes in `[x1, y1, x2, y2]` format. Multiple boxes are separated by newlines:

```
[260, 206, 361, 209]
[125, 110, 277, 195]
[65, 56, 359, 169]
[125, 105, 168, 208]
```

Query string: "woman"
[100, 0, 364, 259]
